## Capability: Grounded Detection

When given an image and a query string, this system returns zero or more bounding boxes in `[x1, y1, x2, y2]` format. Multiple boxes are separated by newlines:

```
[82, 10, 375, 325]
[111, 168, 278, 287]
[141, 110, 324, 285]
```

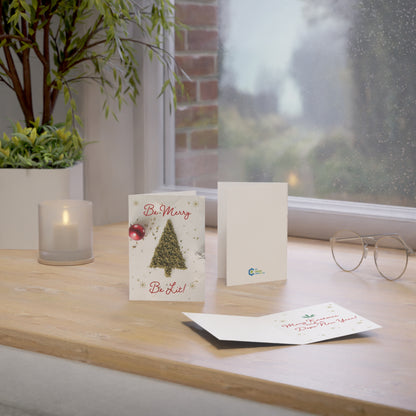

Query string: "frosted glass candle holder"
[38, 200, 94, 265]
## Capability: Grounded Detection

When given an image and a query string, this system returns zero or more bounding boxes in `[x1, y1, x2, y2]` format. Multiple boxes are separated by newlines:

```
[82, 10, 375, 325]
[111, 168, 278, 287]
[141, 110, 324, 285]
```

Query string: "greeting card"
[184, 302, 381, 345]
[128, 193, 205, 301]
[218, 182, 288, 286]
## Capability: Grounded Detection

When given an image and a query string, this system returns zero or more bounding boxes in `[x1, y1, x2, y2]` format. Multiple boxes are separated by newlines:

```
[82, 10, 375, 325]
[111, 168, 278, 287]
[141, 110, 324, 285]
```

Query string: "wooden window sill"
[0, 223, 415, 416]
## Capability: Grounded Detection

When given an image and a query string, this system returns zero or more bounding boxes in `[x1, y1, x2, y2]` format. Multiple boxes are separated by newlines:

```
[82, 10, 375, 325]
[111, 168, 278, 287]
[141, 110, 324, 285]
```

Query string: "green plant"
[0, 0, 179, 147]
[0, 119, 83, 168]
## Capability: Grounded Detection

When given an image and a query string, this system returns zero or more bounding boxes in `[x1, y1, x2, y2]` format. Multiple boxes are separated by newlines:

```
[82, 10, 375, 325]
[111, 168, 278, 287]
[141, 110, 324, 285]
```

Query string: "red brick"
[187, 30, 218, 51]
[174, 0, 219, 189]
[193, 175, 217, 189]
[175, 55, 216, 78]
[175, 151, 218, 180]
[175, 105, 218, 129]
[200, 80, 218, 101]
[190, 129, 218, 149]
[175, 4, 217, 27]
[176, 81, 197, 104]
[175, 132, 188, 151]
[175, 30, 186, 51]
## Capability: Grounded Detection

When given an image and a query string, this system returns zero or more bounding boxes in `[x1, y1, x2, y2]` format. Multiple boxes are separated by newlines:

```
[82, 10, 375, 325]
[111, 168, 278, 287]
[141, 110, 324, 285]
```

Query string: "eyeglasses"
[330, 230, 414, 280]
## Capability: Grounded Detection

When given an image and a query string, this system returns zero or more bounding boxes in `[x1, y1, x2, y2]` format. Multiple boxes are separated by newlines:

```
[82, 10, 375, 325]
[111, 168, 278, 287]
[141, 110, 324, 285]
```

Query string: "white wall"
[81, 83, 137, 225]
[80, 42, 166, 226]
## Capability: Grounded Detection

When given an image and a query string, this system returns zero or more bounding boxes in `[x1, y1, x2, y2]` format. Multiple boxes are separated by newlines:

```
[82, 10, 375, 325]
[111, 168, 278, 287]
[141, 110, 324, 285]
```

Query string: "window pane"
[218, 0, 416, 207]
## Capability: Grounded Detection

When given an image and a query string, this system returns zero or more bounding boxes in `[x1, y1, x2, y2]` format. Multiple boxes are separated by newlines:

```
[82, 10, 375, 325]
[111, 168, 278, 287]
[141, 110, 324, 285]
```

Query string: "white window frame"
[158, 182, 416, 249]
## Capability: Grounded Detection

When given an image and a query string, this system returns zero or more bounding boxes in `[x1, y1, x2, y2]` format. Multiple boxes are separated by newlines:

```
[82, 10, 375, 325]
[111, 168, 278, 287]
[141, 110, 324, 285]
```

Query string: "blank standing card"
[218, 182, 288, 286]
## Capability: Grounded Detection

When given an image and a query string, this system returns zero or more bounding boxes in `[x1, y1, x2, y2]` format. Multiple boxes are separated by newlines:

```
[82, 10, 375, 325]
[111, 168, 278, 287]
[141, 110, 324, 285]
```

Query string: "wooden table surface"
[0, 223, 415, 416]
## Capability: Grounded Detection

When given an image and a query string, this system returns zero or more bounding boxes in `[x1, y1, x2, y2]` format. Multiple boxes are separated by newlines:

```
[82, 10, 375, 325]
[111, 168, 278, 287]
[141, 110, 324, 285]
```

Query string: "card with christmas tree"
[128, 193, 205, 301]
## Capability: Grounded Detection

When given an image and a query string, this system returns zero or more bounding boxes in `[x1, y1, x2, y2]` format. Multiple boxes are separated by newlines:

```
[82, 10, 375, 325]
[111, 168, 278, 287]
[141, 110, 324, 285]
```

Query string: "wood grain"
[0, 223, 415, 416]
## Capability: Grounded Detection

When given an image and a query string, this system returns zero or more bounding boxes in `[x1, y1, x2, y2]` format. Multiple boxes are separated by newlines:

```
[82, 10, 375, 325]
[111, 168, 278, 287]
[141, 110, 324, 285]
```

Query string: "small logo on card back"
[248, 267, 265, 277]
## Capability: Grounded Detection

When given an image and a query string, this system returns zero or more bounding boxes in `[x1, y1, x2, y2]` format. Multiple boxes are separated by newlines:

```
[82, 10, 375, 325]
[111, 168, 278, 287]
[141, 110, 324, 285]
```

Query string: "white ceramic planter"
[0, 163, 84, 249]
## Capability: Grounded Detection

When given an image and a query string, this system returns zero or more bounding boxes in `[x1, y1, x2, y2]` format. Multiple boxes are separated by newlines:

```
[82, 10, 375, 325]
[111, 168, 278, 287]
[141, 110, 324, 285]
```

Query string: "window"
[161, 0, 416, 246]
[219, 0, 416, 206]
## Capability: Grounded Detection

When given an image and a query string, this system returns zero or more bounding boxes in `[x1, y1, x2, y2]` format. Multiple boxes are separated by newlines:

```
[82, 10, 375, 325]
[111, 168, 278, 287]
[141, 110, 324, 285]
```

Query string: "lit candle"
[53, 208, 79, 251]
[38, 200, 93, 265]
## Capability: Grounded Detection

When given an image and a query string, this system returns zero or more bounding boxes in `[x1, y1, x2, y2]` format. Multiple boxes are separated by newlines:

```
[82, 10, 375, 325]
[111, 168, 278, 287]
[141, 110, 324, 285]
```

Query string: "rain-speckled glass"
[218, 0, 416, 208]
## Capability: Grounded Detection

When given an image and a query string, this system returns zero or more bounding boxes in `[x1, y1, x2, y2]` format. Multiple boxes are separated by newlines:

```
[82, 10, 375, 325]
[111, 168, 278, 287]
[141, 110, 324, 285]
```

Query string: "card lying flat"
[183, 302, 381, 345]
[129, 193, 205, 301]
[218, 182, 288, 286]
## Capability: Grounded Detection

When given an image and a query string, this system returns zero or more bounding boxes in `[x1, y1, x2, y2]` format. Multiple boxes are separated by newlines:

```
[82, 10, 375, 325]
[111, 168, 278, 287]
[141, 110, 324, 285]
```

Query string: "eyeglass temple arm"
[404, 244, 415, 256]
[331, 233, 415, 255]
[331, 236, 362, 242]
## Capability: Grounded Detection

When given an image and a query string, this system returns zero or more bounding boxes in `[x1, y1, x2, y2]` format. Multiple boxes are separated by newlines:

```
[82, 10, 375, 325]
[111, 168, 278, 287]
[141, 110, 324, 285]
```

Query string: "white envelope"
[218, 182, 288, 286]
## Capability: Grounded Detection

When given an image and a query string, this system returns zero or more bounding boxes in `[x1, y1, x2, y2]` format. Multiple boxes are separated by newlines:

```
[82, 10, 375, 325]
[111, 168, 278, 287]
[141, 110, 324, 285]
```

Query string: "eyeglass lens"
[375, 236, 408, 280]
[331, 230, 364, 272]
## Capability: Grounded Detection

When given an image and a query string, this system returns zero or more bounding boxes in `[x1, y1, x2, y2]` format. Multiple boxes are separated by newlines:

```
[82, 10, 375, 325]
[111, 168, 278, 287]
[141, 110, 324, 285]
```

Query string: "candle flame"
[62, 209, 70, 225]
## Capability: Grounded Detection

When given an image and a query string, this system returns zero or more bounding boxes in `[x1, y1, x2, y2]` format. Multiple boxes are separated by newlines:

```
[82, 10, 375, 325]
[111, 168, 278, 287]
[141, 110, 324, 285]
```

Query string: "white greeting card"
[128, 193, 205, 301]
[218, 182, 288, 286]
[184, 302, 381, 345]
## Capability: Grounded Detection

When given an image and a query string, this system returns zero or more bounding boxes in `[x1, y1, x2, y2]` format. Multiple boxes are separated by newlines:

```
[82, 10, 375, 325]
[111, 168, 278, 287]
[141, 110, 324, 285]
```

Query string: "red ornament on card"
[129, 224, 145, 241]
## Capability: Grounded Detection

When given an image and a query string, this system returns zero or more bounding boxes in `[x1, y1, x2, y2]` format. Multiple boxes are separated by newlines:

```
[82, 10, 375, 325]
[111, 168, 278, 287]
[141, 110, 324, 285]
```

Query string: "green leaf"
[63, 87, 70, 104]
[1, 0, 180, 128]
[29, 128, 37, 143]
[0, 121, 85, 169]
[74, 114, 83, 127]
[12, 132, 33, 146]
[0, 148, 10, 158]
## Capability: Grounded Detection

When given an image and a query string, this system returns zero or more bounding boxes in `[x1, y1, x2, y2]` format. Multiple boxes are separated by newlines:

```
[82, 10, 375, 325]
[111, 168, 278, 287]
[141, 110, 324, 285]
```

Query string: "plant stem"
[20, 16, 34, 124]
[0, 5, 33, 124]
[42, 17, 51, 125]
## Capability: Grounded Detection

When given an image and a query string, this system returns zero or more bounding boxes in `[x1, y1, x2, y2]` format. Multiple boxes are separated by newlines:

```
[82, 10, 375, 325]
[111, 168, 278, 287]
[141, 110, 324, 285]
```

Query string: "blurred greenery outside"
[217, 0, 416, 207]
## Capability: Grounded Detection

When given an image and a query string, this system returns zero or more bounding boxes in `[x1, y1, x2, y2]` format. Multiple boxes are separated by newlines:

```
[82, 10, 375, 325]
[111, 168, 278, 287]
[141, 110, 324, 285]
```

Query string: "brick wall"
[174, 0, 218, 188]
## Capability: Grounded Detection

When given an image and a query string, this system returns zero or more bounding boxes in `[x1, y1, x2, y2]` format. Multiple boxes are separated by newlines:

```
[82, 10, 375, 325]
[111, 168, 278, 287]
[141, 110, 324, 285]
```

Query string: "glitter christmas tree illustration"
[149, 219, 187, 277]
